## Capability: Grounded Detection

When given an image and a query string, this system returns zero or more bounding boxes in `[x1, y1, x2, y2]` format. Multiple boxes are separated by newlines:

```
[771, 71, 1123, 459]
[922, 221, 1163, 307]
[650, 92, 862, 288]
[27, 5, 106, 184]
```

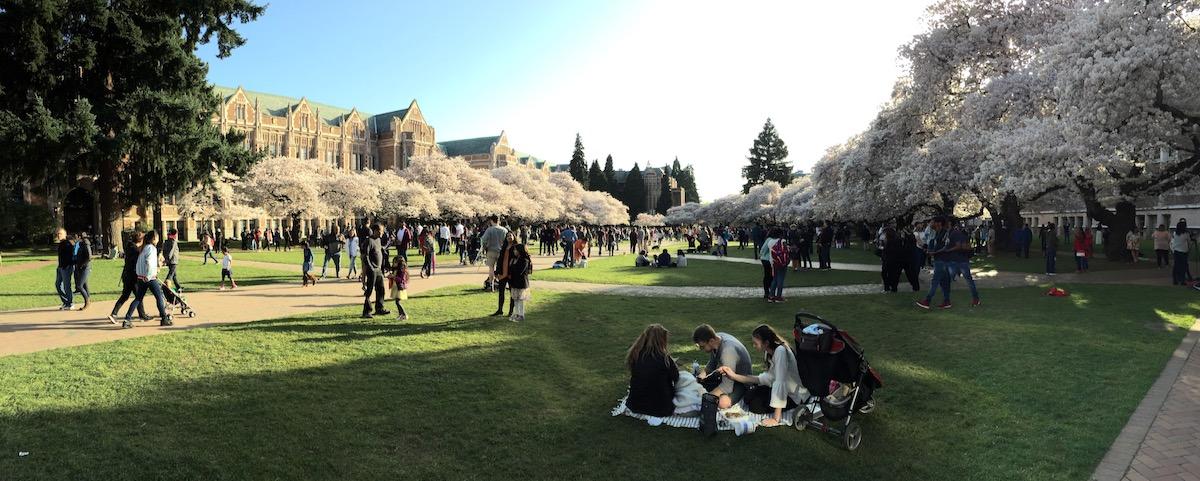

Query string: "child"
[508, 244, 532, 322]
[220, 247, 237, 290]
[388, 256, 410, 321]
[302, 241, 317, 286]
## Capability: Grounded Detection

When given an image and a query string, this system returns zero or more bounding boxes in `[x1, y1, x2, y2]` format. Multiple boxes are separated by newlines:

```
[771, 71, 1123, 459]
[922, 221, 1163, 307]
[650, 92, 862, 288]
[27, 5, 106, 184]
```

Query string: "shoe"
[160, 316, 174, 327]
[396, 314, 406, 321]
[916, 299, 931, 309]
[81, 300, 90, 311]
[1046, 272, 1057, 276]
[971, 298, 981, 307]
[776, 298, 787, 303]
[108, 314, 118, 324]
[122, 320, 134, 329]
[361, 312, 374, 319]
[220, 286, 226, 290]
[139, 316, 153, 322]
[767, 297, 776, 303]
[64, 304, 75, 310]
[511, 316, 522, 323]
[490, 310, 504, 317]
[374, 309, 391, 316]
[231, 284, 237, 288]
[938, 301, 952, 309]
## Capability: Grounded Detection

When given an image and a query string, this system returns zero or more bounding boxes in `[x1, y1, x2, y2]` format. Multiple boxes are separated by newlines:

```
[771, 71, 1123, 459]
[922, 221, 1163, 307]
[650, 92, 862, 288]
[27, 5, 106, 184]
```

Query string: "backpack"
[699, 393, 720, 437]
[770, 239, 790, 266]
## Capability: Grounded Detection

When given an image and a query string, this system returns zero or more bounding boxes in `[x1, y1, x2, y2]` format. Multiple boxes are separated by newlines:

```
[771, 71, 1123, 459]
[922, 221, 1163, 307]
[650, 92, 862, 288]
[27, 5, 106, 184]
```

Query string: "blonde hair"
[626, 324, 672, 372]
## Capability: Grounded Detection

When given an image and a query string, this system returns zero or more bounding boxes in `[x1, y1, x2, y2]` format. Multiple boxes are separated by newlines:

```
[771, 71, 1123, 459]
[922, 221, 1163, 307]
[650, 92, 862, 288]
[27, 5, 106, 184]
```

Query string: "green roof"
[439, 136, 501, 157]
[212, 85, 412, 132]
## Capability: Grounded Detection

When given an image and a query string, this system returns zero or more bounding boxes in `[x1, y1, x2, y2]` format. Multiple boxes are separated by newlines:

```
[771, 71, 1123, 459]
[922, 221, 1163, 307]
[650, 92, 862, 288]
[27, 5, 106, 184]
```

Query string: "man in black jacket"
[162, 228, 183, 292]
[73, 232, 93, 310]
[361, 223, 390, 319]
[55, 228, 75, 310]
[109, 231, 150, 323]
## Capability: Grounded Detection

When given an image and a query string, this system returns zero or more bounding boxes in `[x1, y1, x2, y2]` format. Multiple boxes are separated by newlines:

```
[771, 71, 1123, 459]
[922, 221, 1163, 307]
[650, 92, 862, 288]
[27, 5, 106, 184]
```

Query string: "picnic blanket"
[611, 394, 810, 436]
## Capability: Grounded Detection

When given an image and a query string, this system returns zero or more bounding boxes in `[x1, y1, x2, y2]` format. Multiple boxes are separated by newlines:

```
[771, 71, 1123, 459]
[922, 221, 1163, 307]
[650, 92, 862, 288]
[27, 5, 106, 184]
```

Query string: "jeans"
[423, 251, 435, 276]
[55, 265, 75, 307]
[111, 275, 147, 318]
[321, 252, 341, 277]
[818, 244, 832, 268]
[203, 249, 219, 264]
[1156, 249, 1170, 267]
[347, 254, 358, 277]
[770, 265, 787, 298]
[127, 278, 168, 321]
[1045, 247, 1057, 274]
[761, 260, 773, 298]
[1174, 251, 1192, 285]
[1075, 254, 1089, 272]
[945, 261, 979, 300]
[163, 264, 181, 291]
[924, 260, 950, 302]
[74, 265, 92, 301]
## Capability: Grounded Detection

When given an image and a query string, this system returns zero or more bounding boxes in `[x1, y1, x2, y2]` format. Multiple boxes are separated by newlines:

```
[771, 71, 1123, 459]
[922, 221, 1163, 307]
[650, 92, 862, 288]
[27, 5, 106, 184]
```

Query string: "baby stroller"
[791, 313, 882, 451]
[162, 286, 197, 318]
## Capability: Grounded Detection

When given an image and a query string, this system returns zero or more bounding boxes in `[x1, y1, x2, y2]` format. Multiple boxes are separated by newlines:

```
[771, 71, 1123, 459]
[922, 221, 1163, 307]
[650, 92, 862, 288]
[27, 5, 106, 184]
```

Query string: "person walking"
[319, 227, 344, 280]
[388, 256, 410, 321]
[301, 241, 317, 286]
[161, 228, 183, 292]
[1126, 227, 1142, 263]
[419, 227, 437, 278]
[201, 232, 219, 264]
[220, 247, 238, 289]
[507, 244, 533, 322]
[73, 231, 93, 310]
[54, 228, 75, 310]
[346, 229, 360, 280]
[361, 223, 390, 319]
[1072, 227, 1092, 274]
[817, 221, 834, 270]
[122, 230, 172, 328]
[764, 227, 789, 303]
[480, 215, 509, 291]
[916, 216, 979, 309]
[491, 232, 519, 318]
[109, 231, 149, 324]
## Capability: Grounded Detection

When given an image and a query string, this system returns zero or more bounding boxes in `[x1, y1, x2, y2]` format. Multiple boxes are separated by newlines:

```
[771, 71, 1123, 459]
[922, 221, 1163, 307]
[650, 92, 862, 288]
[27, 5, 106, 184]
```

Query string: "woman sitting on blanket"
[626, 324, 679, 417]
[718, 324, 808, 426]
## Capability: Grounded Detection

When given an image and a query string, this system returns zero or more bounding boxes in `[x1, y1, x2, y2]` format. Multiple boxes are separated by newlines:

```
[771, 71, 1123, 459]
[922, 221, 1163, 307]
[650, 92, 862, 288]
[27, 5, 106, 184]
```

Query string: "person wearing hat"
[162, 228, 183, 292]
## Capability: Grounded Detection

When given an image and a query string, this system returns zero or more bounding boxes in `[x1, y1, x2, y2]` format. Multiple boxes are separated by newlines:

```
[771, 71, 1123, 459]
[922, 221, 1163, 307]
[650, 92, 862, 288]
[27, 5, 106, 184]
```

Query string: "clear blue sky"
[198, 0, 938, 201]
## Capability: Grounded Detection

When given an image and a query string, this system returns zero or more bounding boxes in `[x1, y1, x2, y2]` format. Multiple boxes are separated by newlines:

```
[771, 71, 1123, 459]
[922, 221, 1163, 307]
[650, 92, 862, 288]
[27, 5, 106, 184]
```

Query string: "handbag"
[699, 393, 719, 437]
[697, 371, 724, 392]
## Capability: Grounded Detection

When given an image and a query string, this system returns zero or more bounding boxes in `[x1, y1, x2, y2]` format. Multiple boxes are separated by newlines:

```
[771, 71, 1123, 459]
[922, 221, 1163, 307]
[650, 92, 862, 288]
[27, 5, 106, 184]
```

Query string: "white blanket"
[612, 394, 809, 436]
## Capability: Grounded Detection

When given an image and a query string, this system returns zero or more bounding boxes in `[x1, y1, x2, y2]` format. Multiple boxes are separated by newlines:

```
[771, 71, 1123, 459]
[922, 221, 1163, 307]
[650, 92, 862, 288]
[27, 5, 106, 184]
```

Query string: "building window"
[299, 148, 308, 159]
[301, 113, 310, 130]
[269, 144, 277, 156]
[236, 105, 246, 122]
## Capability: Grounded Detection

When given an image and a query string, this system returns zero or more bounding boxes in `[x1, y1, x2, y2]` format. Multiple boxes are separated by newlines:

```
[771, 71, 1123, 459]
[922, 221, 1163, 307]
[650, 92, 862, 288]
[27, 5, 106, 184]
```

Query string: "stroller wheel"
[843, 421, 863, 451]
[188, 311, 197, 318]
[793, 407, 811, 431]
[858, 396, 877, 414]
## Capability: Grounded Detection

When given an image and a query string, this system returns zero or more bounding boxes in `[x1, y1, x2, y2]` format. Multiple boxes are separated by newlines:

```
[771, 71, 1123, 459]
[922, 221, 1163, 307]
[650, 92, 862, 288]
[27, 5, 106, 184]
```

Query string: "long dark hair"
[752, 324, 788, 369]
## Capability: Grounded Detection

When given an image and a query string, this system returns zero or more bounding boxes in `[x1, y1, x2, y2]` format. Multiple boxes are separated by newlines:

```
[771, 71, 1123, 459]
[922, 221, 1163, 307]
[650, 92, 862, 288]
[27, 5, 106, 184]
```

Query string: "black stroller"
[791, 313, 882, 451]
[162, 286, 197, 318]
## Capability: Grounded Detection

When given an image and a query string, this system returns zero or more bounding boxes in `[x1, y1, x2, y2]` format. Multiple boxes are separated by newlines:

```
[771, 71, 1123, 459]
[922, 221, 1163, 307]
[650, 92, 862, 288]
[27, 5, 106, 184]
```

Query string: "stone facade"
[436, 131, 549, 172]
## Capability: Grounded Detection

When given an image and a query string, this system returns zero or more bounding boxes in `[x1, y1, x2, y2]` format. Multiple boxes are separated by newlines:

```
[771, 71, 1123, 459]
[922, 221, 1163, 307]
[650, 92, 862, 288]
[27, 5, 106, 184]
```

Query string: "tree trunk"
[1078, 182, 1135, 261]
[96, 157, 122, 255]
[992, 193, 1022, 252]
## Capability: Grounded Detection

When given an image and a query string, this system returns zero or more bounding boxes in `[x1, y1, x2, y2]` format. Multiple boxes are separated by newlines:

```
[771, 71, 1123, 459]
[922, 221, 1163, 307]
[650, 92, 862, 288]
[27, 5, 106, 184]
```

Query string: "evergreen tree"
[656, 170, 673, 215]
[675, 164, 700, 203]
[672, 157, 683, 175]
[741, 118, 792, 193]
[603, 154, 618, 195]
[569, 133, 588, 189]
[622, 163, 646, 218]
[0, 0, 265, 244]
[587, 159, 608, 192]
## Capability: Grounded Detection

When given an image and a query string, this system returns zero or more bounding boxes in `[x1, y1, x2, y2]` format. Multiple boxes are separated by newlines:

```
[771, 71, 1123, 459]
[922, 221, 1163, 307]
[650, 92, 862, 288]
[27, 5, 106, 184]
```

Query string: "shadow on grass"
[0, 285, 1197, 480]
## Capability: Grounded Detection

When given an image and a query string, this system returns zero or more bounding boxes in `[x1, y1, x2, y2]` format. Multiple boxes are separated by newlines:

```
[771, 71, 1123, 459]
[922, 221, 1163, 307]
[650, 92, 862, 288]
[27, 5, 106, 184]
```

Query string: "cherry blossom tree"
[663, 202, 703, 226]
[235, 156, 330, 237]
[634, 213, 665, 227]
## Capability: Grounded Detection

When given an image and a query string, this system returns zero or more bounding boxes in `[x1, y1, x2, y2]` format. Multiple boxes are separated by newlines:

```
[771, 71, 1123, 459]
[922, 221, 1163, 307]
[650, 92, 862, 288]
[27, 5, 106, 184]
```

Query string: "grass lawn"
[0, 246, 58, 266]
[532, 254, 882, 287]
[1, 283, 1197, 480]
[0, 260, 296, 312]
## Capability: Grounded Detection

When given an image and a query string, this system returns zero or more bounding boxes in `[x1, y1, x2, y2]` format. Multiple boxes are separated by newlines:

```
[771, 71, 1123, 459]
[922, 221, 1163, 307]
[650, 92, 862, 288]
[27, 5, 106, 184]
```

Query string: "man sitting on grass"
[655, 249, 673, 268]
[693, 324, 753, 409]
[635, 250, 652, 267]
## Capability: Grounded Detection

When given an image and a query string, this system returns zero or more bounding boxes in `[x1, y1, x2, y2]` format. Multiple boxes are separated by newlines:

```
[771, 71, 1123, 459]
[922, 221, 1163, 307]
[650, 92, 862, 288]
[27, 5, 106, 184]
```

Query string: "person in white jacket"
[719, 324, 808, 426]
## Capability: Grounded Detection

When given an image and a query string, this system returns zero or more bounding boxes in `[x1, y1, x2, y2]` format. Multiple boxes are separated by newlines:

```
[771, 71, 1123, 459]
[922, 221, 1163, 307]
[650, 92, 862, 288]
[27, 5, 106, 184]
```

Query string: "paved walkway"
[2, 250, 1197, 481]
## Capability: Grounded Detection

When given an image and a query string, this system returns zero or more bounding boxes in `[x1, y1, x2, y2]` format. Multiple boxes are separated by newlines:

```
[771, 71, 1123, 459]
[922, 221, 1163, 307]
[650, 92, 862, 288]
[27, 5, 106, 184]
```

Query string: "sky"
[197, 0, 940, 202]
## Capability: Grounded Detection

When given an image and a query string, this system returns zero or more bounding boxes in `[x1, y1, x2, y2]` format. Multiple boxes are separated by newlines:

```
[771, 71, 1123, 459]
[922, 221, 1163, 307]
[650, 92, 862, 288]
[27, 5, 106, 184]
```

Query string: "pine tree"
[0, 0, 265, 245]
[622, 163, 646, 218]
[569, 133, 588, 189]
[742, 118, 792, 193]
[603, 154, 618, 195]
[656, 170, 673, 214]
[587, 159, 608, 192]
[675, 163, 700, 203]
[672, 157, 683, 175]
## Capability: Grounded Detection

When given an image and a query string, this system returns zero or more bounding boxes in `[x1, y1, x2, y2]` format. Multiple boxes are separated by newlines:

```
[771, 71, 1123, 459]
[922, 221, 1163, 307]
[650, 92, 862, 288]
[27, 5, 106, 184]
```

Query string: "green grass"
[0, 246, 58, 266]
[532, 254, 882, 287]
[1, 283, 1196, 480]
[0, 260, 296, 311]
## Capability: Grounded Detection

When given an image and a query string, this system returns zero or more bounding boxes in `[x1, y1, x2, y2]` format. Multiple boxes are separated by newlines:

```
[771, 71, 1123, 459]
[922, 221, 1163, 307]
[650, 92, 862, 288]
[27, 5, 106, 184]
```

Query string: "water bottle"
[692, 360, 700, 376]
